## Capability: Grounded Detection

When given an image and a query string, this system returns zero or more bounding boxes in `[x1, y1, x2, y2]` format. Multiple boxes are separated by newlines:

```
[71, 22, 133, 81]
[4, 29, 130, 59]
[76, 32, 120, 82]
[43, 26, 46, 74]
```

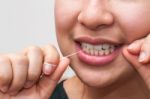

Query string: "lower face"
[55, 0, 150, 88]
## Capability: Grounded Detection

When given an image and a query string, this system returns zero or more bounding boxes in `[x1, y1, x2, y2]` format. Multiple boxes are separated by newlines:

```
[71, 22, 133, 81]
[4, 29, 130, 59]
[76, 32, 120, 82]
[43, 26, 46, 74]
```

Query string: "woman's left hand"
[122, 34, 150, 90]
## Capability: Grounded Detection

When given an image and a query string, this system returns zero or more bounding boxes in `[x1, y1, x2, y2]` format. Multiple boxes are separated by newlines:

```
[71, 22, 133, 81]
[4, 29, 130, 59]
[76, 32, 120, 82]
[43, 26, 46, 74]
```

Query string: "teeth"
[94, 50, 99, 56]
[87, 43, 93, 49]
[82, 43, 86, 47]
[94, 45, 102, 50]
[81, 43, 116, 56]
[90, 49, 94, 55]
[102, 44, 110, 50]
[99, 50, 105, 56]
[104, 50, 110, 55]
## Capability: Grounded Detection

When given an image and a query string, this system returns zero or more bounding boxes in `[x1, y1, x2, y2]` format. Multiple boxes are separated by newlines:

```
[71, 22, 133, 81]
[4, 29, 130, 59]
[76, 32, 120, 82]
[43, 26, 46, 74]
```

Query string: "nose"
[78, 1, 114, 30]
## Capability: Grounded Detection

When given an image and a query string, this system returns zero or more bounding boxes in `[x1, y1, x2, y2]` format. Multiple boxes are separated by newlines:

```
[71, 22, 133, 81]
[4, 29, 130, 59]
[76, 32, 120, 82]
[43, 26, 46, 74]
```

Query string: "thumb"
[38, 57, 70, 98]
[122, 46, 150, 83]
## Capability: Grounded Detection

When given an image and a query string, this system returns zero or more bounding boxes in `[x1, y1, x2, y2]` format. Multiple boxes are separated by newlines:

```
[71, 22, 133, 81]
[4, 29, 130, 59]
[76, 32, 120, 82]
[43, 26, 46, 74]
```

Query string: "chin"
[76, 70, 119, 88]
[78, 69, 135, 89]
[71, 55, 136, 89]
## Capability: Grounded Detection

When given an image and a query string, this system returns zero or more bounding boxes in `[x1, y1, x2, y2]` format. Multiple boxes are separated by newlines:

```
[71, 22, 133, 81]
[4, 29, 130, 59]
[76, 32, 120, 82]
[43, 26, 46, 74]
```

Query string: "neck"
[80, 75, 150, 99]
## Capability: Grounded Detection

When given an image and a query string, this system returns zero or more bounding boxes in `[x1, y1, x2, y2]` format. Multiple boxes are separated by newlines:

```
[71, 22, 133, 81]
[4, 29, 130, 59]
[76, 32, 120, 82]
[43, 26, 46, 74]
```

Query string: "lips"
[75, 36, 123, 66]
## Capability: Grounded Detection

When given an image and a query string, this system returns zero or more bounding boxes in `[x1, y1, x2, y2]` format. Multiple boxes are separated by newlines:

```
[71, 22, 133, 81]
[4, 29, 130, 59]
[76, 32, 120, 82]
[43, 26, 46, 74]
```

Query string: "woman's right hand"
[0, 44, 70, 99]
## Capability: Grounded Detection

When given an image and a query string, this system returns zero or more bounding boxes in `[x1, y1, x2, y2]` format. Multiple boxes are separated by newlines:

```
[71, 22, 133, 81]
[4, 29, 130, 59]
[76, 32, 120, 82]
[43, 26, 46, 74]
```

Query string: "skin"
[0, 45, 70, 99]
[55, 0, 150, 99]
[0, 0, 150, 99]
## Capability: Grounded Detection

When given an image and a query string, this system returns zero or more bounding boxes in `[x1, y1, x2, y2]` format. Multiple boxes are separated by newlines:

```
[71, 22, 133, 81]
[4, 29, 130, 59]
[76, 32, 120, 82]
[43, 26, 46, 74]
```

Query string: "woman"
[0, 0, 150, 99]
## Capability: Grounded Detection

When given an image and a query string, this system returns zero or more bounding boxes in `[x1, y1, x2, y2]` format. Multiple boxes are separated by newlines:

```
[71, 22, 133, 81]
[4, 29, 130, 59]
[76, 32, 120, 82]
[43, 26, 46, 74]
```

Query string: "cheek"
[55, 1, 80, 33]
[112, 3, 150, 42]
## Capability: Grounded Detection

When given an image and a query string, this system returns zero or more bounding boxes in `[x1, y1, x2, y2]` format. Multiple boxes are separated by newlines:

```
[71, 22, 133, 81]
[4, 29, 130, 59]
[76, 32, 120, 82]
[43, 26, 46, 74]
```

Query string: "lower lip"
[76, 43, 121, 66]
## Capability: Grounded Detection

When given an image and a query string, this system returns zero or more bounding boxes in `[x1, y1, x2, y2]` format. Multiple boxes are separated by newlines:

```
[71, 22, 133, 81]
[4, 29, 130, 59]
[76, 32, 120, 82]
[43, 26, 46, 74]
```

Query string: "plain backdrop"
[0, 0, 74, 78]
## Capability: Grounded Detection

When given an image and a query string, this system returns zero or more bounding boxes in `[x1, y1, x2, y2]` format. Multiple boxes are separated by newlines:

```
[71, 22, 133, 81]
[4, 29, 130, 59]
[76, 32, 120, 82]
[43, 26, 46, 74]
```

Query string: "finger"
[0, 56, 12, 92]
[122, 46, 150, 88]
[42, 44, 60, 75]
[127, 39, 144, 55]
[38, 57, 70, 99]
[138, 34, 150, 64]
[24, 46, 43, 88]
[8, 54, 29, 95]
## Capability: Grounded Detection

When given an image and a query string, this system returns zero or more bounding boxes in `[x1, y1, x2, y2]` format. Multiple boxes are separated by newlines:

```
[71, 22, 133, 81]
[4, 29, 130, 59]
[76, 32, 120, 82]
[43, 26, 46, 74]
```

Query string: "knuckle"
[45, 56, 59, 64]
[0, 56, 9, 64]
[28, 46, 42, 53]
[27, 46, 43, 57]
[45, 44, 57, 52]
[12, 55, 28, 66]
[44, 44, 60, 62]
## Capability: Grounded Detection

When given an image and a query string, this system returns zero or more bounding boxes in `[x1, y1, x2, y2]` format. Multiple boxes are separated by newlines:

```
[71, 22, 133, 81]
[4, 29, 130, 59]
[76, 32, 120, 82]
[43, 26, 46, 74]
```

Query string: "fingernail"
[139, 51, 146, 62]
[43, 62, 56, 75]
[128, 43, 136, 50]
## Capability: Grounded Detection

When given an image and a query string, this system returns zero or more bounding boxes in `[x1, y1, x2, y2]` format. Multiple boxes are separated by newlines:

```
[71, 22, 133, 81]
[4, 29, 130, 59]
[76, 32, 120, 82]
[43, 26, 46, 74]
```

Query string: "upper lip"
[74, 35, 123, 45]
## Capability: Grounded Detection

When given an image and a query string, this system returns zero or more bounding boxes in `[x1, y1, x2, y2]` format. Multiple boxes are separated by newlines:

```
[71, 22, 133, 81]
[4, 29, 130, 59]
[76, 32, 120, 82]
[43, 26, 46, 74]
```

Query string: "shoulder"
[50, 80, 68, 99]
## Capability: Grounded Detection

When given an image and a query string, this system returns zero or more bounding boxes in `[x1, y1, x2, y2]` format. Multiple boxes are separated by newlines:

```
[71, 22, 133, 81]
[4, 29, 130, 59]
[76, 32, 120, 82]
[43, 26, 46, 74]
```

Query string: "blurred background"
[0, 0, 74, 78]
[0, 0, 56, 53]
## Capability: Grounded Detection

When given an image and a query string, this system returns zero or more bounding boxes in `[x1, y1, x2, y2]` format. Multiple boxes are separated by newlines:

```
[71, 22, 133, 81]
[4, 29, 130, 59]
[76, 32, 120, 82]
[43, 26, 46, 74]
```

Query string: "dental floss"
[64, 50, 81, 58]
[44, 50, 81, 68]
[60, 50, 81, 61]
[41, 51, 81, 77]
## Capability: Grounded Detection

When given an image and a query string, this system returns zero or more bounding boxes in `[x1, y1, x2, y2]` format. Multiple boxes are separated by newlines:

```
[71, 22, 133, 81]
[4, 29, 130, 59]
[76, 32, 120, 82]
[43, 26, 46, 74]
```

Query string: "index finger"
[38, 57, 70, 98]
[42, 44, 60, 75]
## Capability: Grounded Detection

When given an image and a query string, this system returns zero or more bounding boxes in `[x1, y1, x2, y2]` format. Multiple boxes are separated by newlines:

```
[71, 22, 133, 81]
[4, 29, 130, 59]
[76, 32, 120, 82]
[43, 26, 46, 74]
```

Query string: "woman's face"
[55, 0, 150, 87]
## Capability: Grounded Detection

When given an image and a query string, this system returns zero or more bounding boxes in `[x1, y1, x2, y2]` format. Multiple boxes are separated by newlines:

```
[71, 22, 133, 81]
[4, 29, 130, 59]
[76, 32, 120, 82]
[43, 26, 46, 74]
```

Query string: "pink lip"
[75, 36, 122, 66]
[74, 36, 122, 45]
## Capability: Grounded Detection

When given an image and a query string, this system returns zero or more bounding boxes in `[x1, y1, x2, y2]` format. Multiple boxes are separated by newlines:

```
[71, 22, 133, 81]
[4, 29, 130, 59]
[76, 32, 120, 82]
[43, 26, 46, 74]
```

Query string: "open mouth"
[74, 37, 123, 66]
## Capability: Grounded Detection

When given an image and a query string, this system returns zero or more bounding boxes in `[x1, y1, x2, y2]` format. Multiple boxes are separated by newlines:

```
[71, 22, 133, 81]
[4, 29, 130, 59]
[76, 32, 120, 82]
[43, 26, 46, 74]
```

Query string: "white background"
[0, 0, 74, 78]
[0, 0, 57, 53]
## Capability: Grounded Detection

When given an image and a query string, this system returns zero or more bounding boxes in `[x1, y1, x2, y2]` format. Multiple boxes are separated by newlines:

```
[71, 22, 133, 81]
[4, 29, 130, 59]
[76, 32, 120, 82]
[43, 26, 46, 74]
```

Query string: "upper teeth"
[81, 43, 116, 56]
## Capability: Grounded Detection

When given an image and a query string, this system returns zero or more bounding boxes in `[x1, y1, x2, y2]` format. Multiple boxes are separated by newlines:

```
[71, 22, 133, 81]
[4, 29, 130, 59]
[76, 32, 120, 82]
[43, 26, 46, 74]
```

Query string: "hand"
[122, 34, 150, 90]
[0, 45, 70, 99]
